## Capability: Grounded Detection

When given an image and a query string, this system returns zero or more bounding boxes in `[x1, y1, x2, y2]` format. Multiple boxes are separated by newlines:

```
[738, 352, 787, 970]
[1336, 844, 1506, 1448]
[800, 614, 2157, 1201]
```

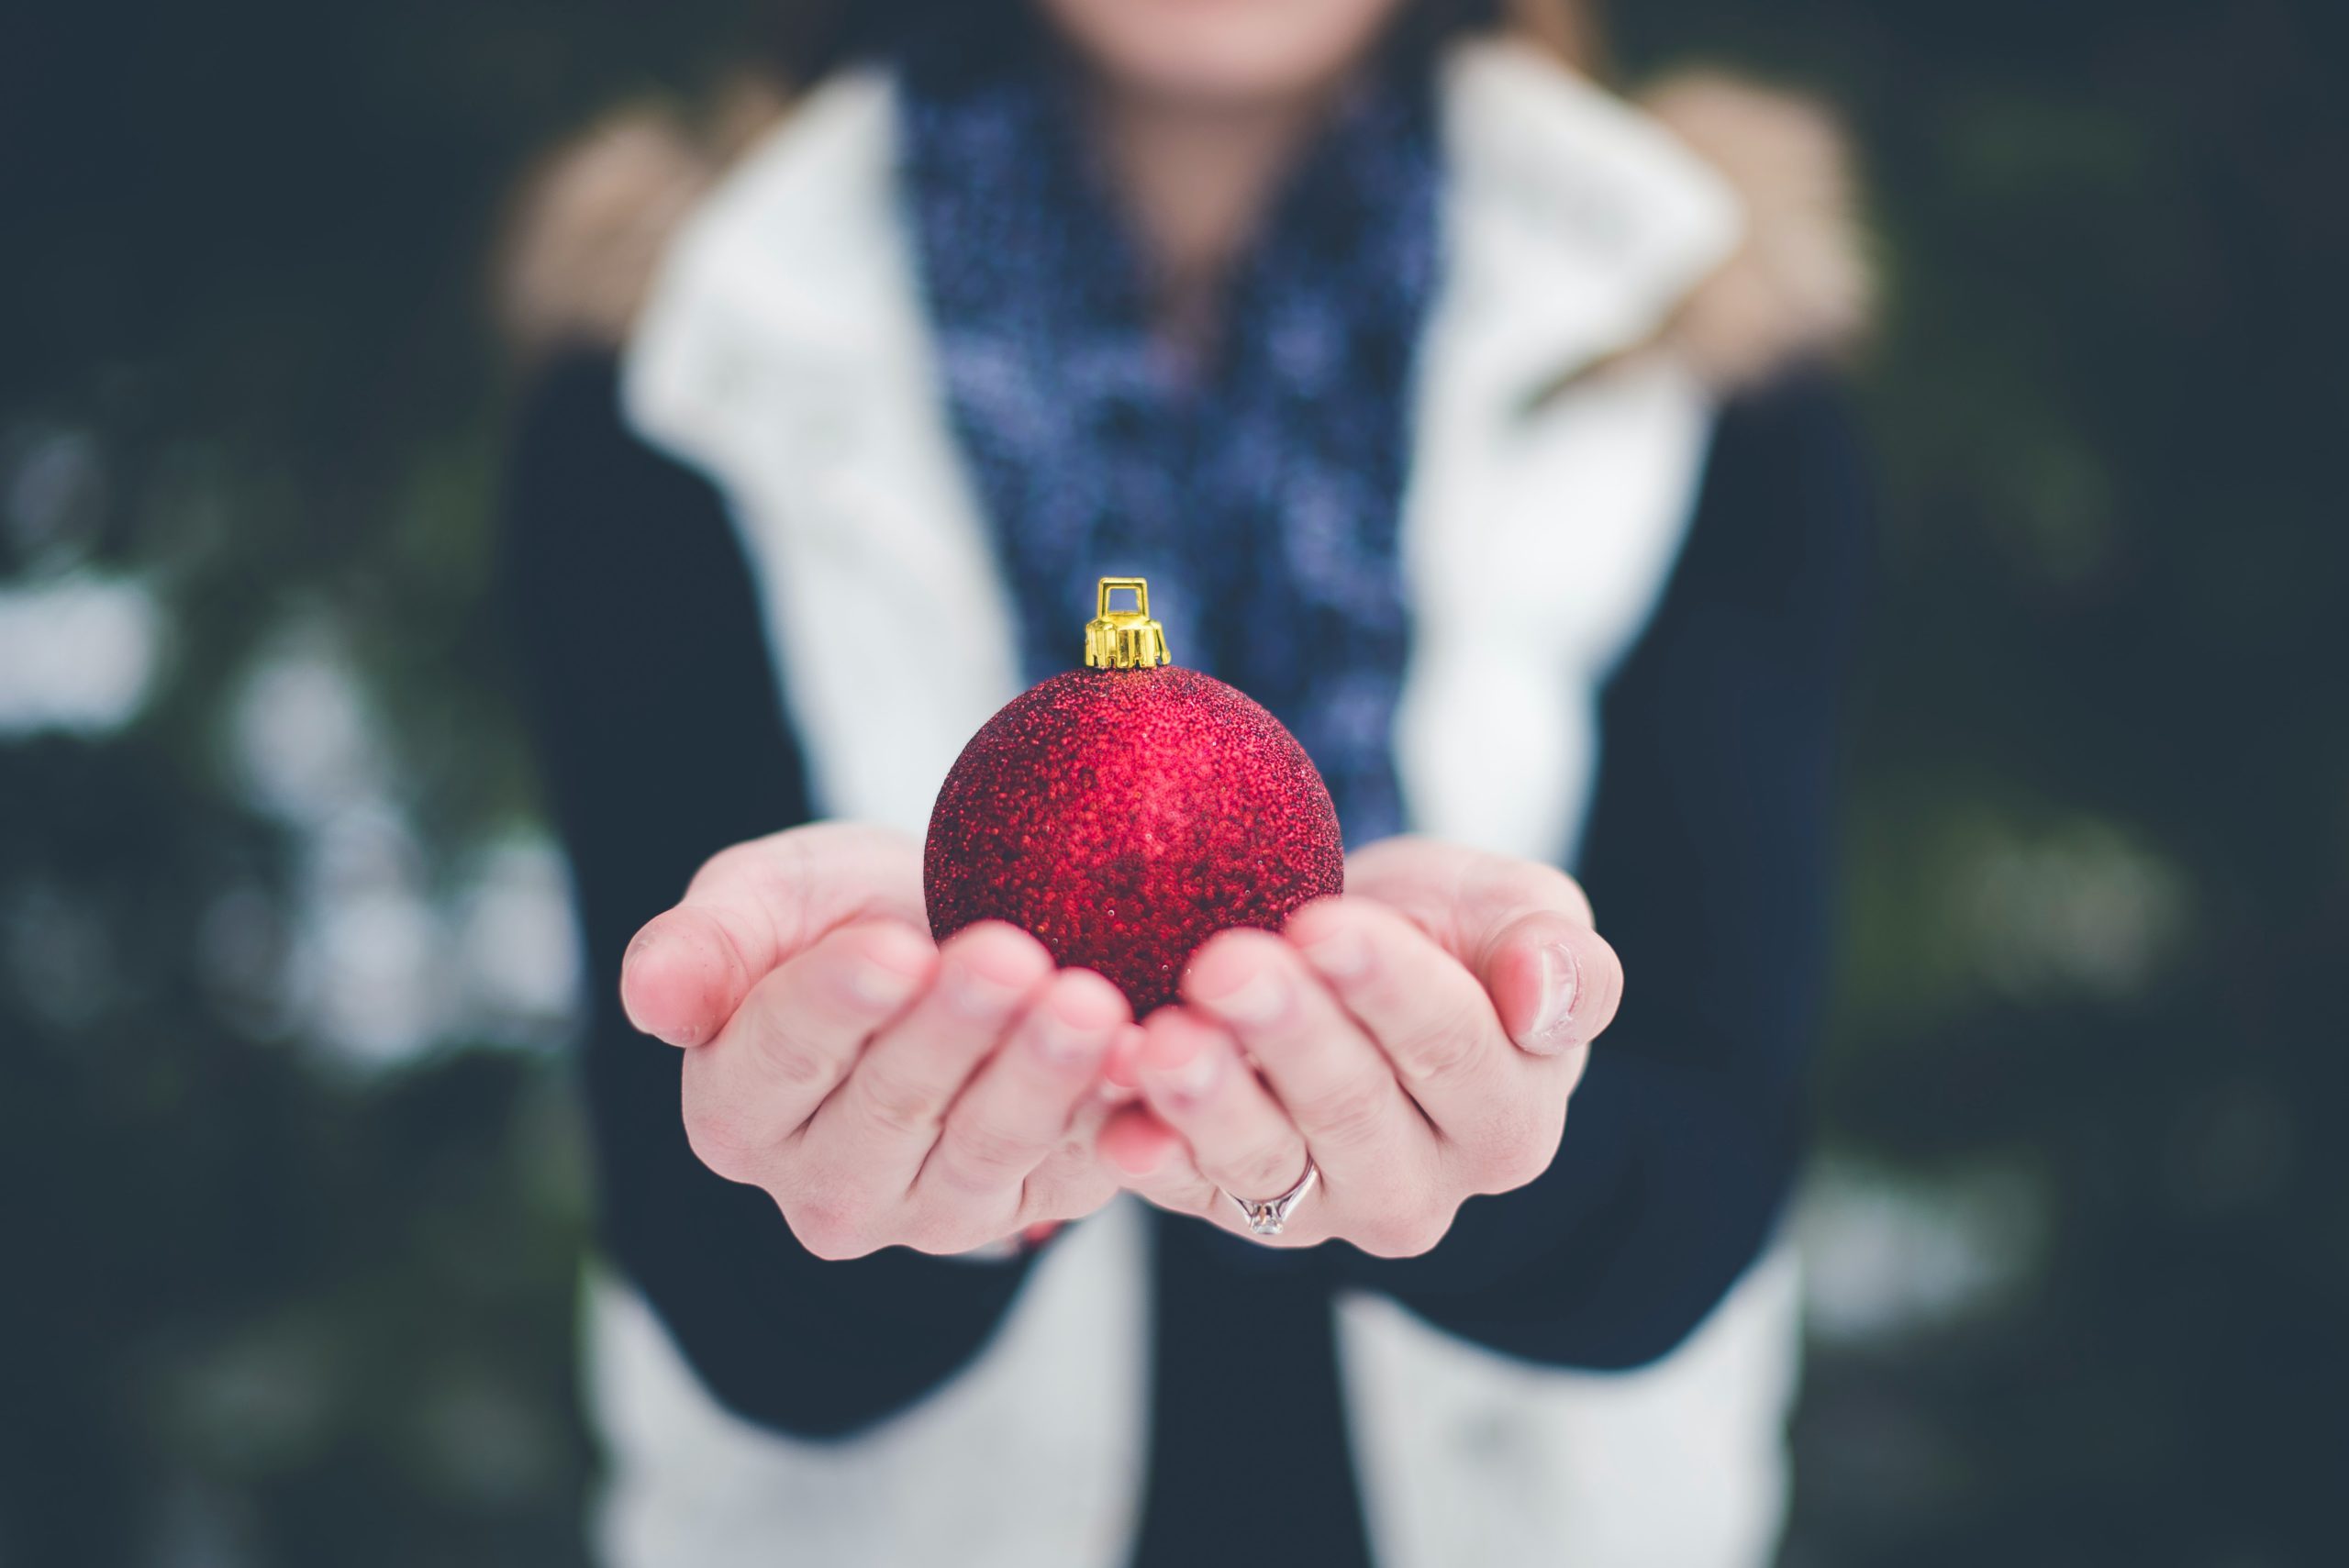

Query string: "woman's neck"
[1087, 84, 1338, 361]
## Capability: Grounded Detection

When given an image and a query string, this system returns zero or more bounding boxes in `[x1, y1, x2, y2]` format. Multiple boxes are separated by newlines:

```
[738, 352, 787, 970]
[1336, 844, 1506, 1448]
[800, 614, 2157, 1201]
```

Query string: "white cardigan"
[593, 40, 1805, 1568]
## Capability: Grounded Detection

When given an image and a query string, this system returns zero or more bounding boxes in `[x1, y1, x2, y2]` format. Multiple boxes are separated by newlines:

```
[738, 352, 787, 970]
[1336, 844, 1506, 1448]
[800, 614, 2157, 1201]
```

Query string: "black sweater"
[498, 353, 1869, 1566]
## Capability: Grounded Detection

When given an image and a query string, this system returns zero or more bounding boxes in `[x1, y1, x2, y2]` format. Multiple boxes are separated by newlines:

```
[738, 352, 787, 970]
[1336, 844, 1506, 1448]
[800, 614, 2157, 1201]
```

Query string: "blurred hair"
[1501, 0, 1607, 76]
[498, 0, 1875, 385]
[499, 0, 1612, 352]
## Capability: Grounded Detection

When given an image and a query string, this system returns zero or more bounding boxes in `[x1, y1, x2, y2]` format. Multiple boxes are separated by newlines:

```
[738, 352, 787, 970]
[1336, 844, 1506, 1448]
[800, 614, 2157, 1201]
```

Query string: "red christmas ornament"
[925, 577, 1344, 1016]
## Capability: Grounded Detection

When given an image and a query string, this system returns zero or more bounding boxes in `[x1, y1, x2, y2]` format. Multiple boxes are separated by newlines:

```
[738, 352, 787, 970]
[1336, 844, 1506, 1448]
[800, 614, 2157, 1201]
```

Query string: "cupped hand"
[621, 823, 1131, 1260]
[1097, 837, 1624, 1257]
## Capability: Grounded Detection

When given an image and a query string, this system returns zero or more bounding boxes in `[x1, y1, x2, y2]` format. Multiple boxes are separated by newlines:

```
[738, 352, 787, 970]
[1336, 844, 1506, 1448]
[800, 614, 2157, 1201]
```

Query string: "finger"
[1182, 930, 1431, 1168]
[1098, 1102, 1325, 1247]
[1098, 1103, 1192, 1185]
[1020, 1092, 1126, 1222]
[920, 968, 1128, 1202]
[1478, 911, 1622, 1056]
[1287, 897, 1581, 1195]
[623, 823, 925, 1046]
[679, 919, 932, 1179]
[811, 921, 1054, 1175]
[1342, 835, 1596, 937]
[1341, 839, 1620, 1055]
[1133, 1007, 1315, 1209]
[1103, 1023, 1149, 1095]
[1284, 896, 1517, 1118]
[1097, 1105, 1269, 1241]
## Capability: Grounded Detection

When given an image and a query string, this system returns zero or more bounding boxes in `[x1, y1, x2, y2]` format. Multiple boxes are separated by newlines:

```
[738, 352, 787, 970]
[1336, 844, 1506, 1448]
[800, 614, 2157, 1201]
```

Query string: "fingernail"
[1104, 1024, 1147, 1091]
[849, 958, 922, 1009]
[1141, 1023, 1199, 1073]
[944, 959, 1028, 1018]
[1530, 942, 1582, 1047]
[1140, 1023, 1223, 1106]
[1149, 1042, 1221, 1105]
[1197, 963, 1288, 1027]
[1032, 1015, 1108, 1068]
[846, 926, 931, 1009]
[1294, 921, 1371, 981]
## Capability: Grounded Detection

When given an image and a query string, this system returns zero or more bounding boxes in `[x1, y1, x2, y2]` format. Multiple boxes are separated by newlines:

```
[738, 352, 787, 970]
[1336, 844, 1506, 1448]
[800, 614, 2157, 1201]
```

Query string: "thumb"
[1477, 910, 1623, 1056]
[1347, 838, 1622, 1057]
[620, 821, 926, 1046]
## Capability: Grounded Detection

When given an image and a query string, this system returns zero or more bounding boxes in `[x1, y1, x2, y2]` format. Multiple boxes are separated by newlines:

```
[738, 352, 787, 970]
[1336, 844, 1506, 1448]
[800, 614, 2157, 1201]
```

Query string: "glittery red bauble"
[924, 666, 1344, 1016]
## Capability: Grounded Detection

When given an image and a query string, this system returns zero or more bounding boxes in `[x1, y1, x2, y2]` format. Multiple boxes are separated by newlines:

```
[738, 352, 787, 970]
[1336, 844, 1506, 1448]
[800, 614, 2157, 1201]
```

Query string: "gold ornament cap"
[1083, 576, 1171, 670]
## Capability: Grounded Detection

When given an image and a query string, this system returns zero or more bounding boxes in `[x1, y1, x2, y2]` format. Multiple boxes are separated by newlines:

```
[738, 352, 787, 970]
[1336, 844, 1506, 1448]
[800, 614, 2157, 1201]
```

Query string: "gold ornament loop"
[1083, 576, 1171, 670]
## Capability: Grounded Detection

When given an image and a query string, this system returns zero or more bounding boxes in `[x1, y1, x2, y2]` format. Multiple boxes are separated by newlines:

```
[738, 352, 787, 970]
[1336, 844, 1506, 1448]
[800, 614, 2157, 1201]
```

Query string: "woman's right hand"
[619, 822, 1130, 1259]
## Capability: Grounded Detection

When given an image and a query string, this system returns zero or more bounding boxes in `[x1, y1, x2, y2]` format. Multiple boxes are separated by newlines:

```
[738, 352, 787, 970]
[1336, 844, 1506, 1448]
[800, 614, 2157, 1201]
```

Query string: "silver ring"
[1224, 1157, 1319, 1238]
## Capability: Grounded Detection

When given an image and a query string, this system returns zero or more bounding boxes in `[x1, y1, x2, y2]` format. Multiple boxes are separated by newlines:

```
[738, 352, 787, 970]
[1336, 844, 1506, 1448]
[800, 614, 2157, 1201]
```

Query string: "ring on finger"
[1222, 1156, 1319, 1239]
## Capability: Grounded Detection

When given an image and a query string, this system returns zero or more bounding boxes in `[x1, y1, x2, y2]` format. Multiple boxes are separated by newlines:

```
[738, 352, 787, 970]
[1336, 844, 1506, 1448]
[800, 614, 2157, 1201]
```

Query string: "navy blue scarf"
[900, 51, 1442, 845]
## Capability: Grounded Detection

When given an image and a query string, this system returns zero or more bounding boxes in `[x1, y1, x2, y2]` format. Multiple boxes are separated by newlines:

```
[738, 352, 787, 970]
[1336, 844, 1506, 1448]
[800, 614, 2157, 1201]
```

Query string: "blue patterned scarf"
[899, 47, 1442, 846]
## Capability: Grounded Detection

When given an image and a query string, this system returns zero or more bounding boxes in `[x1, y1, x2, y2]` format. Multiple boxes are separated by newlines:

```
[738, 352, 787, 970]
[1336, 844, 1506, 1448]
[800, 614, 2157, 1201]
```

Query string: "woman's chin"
[1039, 0, 1405, 110]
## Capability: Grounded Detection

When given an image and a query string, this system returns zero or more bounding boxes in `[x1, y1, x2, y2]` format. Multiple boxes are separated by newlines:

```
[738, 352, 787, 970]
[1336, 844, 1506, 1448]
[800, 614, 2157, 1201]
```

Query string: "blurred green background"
[4, 1, 2343, 1563]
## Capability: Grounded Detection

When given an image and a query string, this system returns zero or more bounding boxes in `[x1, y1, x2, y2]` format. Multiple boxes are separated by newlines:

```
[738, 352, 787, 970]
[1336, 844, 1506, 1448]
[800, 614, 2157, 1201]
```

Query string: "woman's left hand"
[1098, 837, 1624, 1256]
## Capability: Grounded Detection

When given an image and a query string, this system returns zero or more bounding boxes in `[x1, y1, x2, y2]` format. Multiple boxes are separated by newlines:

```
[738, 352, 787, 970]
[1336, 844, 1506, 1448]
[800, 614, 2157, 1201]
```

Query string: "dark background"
[4, 1, 2343, 1563]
